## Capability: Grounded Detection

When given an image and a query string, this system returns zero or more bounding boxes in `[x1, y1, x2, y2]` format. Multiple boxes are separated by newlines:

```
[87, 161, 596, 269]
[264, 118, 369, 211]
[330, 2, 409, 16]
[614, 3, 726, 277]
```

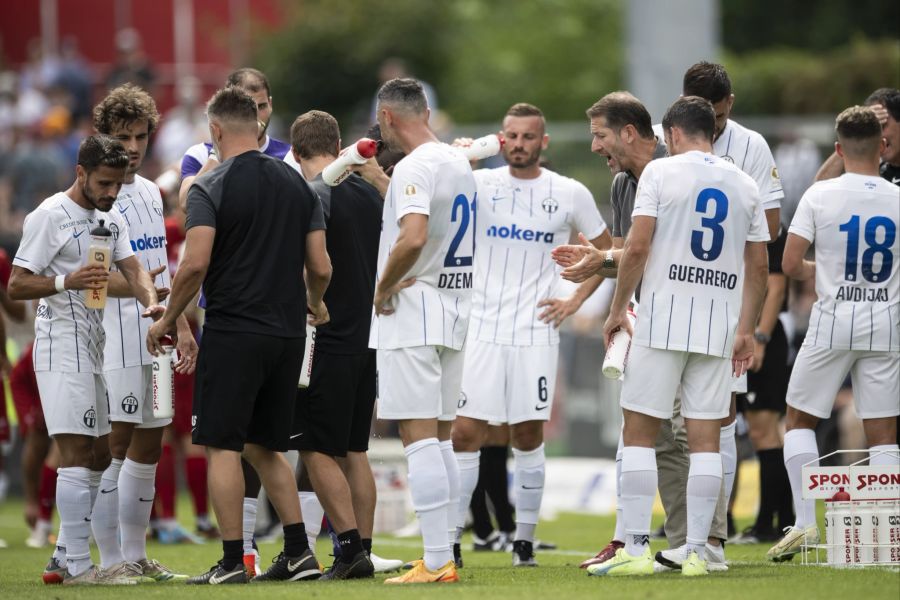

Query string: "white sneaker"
[26, 519, 53, 548]
[370, 552, 403, 573]
[767, 525, 819, 562]
[704, 543, 728, 572]
[63, 565, 136, 586]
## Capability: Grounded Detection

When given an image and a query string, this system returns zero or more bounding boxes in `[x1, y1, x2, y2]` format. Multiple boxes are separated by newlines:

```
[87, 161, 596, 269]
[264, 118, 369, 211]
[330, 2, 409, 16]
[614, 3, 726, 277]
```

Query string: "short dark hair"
[506, 102, 544, 119]
[77, 135, 129, 172]
[585, 91, 654, 139]
[93, 83, 160, 135]
[864, 87, 900, 121]
[226, 67, 271, 97]
[835, 106, 883, 157]
[290, 110, 340, 159]
[207, 86, 258, 127]
[376, 78, 427, 115]
[683, 61, 732, 104]
[661, 96, 716, 143]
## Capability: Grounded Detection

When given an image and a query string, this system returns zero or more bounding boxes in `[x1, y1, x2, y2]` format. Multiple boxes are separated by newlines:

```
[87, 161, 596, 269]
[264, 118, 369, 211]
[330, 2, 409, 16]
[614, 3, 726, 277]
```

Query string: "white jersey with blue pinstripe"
[103, 175, 170, 369]
[631, 151, 769, 357]
[369, 142, 477, 350]
[469, 167, 607, 346]
[655, 119, 784, 210]
[789, 173, 899, 352]
[13, 192, 134, 374]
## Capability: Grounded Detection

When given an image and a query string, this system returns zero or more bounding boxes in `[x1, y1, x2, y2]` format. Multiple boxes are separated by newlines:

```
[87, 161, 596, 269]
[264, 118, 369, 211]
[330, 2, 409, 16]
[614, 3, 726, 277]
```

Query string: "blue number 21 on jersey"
[445, 193, 475, 267]
[691, 188, 729, 262]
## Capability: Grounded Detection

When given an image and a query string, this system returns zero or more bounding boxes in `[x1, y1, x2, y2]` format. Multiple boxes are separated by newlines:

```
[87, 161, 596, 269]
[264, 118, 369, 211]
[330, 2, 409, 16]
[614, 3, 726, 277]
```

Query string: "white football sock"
[454, 450, 480, 542]
[513, 444, 545, 543]
[621, 446, 657, 557]
[405, 438, 451, 571]
[686, 452, 723, 560]
[719, 422, 737, 509]
[52, 526, 67, 562]
[243, 497, 258, 554]
[869, 444, 900, 466]
[614, 430, 625, 543]
[784, 428, 819, 528]
[92, 459, 124, 568]
[439, 440, 460, 547]
[120, 458, 157, 563]
[299, 491, 324, 552]
[89, 469, 103, 508]
[57, 467, 93, 576]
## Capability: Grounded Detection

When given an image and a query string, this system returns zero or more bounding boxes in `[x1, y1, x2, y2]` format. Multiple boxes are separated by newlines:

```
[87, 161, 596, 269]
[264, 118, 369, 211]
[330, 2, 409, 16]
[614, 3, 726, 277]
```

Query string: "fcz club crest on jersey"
[541, 197, 559, 214]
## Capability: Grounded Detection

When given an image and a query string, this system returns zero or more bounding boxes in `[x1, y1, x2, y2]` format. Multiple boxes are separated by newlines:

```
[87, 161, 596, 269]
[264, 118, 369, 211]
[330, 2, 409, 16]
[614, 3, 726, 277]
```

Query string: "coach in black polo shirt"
[287, 110, 383, 580]
[147, 87, 331, 584]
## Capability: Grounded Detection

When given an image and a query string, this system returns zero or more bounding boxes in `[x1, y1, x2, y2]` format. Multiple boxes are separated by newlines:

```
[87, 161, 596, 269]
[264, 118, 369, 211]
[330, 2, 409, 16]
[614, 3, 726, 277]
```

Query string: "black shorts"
[192, 329, 304, 452]
[740, 320, 789, 414]
[289, 349, 375, 456]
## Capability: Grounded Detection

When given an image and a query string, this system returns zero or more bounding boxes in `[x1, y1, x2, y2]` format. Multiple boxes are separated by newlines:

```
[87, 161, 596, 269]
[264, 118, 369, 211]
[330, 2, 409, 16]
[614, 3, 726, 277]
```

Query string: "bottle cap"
[90, 218, 111, 237]
[356, 138, 379, 159]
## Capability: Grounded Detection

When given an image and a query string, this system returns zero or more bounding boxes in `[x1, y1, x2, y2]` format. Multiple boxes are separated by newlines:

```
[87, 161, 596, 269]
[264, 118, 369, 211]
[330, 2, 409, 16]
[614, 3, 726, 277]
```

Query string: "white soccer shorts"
[457, 339, 559, 425]
[620, 344, 732, 420]
[36, 371, 111, 437]
[376, 346, 464, 421]
[106, 365, 171, 428]
[786, 344, 900, 420]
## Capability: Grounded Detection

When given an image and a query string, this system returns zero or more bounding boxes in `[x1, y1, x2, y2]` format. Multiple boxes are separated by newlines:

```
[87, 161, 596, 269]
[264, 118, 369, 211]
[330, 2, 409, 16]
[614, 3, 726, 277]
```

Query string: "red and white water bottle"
[457, 134, 504, 161]
[152, 336, 175, 419]
[602, 310, 637, 380]
[322, 138, 379, 186]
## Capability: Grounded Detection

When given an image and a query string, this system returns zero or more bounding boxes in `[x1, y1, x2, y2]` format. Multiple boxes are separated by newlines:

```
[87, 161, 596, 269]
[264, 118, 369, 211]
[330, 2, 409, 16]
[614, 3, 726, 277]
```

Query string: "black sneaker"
[512, 540, 537, 567]
[320, 551, 374, 580]
[251, 550, 321, 582]
[186, 561, 248, 585]
[453, 543, 463, 568]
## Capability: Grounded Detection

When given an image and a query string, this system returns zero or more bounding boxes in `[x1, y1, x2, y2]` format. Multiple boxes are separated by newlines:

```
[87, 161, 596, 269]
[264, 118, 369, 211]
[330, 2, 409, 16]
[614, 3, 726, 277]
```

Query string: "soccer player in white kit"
[9, 135, 164, 585]
[679, 62, 784, 546]
[89, 85, 198, 581]
[370, 78, 476, 585]
[588, 97, 768, 577]
[768, 106, 900, 562]
[452, 103, 611, 567]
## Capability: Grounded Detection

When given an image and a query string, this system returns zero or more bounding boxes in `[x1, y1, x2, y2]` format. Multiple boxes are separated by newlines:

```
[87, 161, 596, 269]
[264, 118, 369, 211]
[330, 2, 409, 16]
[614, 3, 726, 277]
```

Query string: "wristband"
[54, 274, 66, 293]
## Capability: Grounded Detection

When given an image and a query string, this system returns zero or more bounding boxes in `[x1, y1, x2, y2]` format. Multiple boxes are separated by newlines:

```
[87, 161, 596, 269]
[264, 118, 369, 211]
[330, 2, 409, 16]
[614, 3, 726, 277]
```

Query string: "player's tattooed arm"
[603, 217, 654, 346]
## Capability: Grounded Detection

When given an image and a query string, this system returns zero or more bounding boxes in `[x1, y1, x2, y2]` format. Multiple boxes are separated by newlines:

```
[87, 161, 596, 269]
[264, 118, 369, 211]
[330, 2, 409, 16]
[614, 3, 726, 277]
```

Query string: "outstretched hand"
[552, 233, 603, 283]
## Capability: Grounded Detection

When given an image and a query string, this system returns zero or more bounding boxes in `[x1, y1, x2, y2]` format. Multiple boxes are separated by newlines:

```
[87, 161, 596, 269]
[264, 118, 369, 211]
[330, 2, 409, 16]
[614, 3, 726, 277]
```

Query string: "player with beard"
[452, 103, 611, 568]
[10, 135, 164, 585]
[88, 84, 199, 582]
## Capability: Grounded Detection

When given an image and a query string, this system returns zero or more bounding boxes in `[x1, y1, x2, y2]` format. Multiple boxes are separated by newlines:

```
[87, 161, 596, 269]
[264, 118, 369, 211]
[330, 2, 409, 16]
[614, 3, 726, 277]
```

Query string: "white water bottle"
[298, 322, 316, 388]
[457, 134, 504, 161]
[602, 310, 637, 380]
[152, 337, 175, 418]
[322, 138, 379, 186]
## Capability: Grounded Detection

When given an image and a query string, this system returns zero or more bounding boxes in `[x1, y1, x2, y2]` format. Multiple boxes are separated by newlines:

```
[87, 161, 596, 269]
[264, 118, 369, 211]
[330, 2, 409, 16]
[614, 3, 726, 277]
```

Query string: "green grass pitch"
[0, 497, 898, 599]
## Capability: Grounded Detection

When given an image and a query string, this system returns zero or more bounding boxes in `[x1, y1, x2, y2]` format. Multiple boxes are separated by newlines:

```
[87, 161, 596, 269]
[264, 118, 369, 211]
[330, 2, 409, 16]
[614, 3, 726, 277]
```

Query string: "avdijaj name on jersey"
[835, 286, 890, 302]
[486, 223, 555, 244]
[439, 272, 473, 289]
[668, 263, 737, 290]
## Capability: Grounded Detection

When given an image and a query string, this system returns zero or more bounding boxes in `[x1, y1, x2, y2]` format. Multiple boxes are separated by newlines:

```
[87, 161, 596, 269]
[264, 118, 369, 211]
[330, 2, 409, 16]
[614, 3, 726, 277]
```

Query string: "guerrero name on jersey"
[631, 151, 769, 357]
